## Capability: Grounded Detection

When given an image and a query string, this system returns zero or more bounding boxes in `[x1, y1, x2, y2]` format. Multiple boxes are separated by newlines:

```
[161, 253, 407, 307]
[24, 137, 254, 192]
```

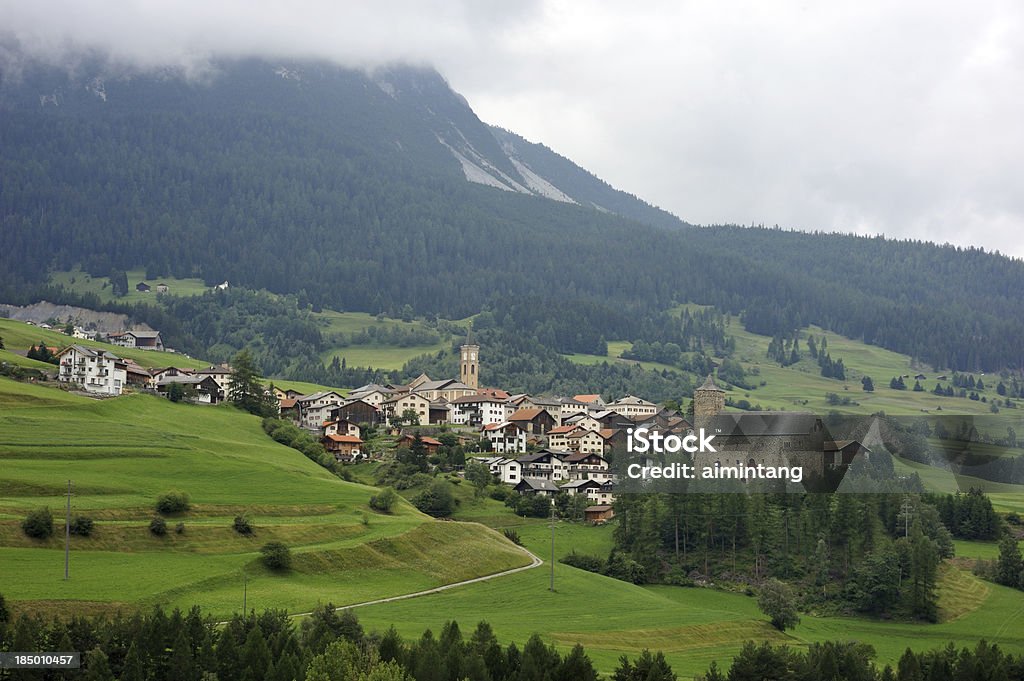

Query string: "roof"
[279, 399, 297, 408]
[325, 434, 363, 444]
[586, 505, 614, 512]
[416, 379, 457, 391]
[561, 479, 601, 489]
[58, 344, 121, 361]
[825, 440, 870, 452]
[398, 434, 443, 446]
[128, 331, 162, 339]
[383, 393, 430, 405]
[563, 451, 606, 463]
[611, 395, 656, 406]
[696, 374, 726, 393]
[508, 407, 546, 421]
[483, 421, 522, 432]
[450, 393, 507, 405]
[573, 394, 602, 403]
[477, 388, 511, 399]
[515, 478, 559, 492]
[517, 451, 565, 464]
[707, 412, 820, 437]
[547, 425, 580, 435]
[195, 364, 231, 374]
[156, 375, 216, 387]
[298, 390, 346, 403]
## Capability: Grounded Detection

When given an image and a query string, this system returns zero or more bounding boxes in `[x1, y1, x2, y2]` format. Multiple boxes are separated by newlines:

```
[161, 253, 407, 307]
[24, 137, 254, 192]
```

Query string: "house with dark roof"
[108, 330, 165, 351]
[516, 450, 569, 481]
[513, 477, 559, 497]
[508, 407, 556, 436]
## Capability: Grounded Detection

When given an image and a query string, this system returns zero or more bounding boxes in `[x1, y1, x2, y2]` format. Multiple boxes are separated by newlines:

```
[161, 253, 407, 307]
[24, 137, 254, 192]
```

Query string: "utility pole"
[549, 500, 555, 592]
[64, 480, 71, 581]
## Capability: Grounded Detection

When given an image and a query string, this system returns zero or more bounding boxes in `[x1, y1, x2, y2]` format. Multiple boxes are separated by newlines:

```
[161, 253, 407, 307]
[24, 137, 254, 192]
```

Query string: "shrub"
[369, 487, 398, 513]
[175, 522, 186, 535]
[22, 507, 54, 539]
[260, 542, 292, 570]
[149, 516, 167, 536]
[69, 515, 94, 537]
[413, 480, 456, 518]
[560, 550, 604, 573]
[503, 528, 523, 546]
[233, 515, 254, 535]
[155, 490, 190, 515]
[758, 578, 800, 631]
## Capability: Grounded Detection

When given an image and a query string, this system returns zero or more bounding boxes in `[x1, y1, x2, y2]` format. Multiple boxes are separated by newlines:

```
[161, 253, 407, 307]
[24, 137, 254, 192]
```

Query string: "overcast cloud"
[3, 0, 1022, 257]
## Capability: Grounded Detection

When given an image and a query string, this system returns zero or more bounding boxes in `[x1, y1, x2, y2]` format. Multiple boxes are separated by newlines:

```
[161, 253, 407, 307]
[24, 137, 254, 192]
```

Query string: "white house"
[296, 391, 348, 429]
[608, 395, 659, 419]
[56, 345, 127, 396]
[381, 392, 431, 426]
[450, 394, 509, 427]
[472, 456, 523, 485]
[482, 422, 528, 454]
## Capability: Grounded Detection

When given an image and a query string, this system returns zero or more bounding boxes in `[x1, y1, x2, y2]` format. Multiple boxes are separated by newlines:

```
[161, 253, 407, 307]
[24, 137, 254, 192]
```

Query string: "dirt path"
[313, 541, 543, 616]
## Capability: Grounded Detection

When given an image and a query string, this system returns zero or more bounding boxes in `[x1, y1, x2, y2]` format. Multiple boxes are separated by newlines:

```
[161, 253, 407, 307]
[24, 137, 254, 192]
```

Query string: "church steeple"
[460, 327, 479, 390]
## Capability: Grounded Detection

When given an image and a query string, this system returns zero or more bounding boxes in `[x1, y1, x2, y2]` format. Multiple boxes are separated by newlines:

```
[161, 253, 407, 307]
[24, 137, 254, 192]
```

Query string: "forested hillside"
[2, 56, 1023, 372]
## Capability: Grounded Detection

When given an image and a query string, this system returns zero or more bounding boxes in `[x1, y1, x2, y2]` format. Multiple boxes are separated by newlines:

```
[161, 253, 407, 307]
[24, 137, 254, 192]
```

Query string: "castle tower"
[693, 374, 725, 431]
[460, 340, 479, 390]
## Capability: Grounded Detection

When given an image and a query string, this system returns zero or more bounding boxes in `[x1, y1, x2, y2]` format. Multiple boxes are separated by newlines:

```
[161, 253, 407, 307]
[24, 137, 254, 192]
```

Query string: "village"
[41, 334, 711, 522]
[37, 325, 870, 518]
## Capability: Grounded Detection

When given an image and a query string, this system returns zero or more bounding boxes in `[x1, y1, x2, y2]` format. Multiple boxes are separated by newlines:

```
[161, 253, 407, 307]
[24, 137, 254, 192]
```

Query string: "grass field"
[320, 345, 445, 371]
[563, 341, 682, 375]
[50, 268, 213, 305]
[0, 377, 528, 618]
[314, 309, 450, 371]
[0, 318, 208, 370]
[353, 538, 1024, 678]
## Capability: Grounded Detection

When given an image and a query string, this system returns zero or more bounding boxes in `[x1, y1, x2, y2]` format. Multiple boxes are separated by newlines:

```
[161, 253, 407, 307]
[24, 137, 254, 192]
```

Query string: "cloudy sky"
[4, 0, 1023, 257]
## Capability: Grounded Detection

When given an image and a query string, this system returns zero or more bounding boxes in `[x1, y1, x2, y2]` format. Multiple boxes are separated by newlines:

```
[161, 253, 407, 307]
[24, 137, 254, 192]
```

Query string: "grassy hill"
[351, 518, 1024, 678]
[0, 317, 208, 370]
[0, 377, 529, 618]
[562, 305, 1011, 416]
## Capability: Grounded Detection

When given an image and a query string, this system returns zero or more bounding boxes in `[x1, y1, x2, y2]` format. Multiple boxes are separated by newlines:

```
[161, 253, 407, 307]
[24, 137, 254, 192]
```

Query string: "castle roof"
[697, 374, 725, 393]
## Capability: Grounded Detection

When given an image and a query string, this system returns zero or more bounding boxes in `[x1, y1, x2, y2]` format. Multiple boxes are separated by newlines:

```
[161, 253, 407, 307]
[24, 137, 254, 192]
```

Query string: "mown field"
[0, 377, 529, 619]
[352, 523, 1024, 678]
[315, 309, 451, 371]
[49, 268, 213, 305]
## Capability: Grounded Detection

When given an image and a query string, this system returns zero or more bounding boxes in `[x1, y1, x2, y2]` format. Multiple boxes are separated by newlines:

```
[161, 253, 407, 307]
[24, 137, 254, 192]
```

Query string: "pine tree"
[229, 349, 276, 417]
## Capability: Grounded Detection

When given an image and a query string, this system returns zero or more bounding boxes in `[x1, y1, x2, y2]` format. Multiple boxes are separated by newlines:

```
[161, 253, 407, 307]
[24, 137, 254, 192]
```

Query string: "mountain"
[1, 54, 1024, 373]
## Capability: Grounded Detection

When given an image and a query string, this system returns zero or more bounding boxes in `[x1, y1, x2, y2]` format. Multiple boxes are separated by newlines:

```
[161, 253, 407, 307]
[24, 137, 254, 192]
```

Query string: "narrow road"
[288, 540, 543, 620]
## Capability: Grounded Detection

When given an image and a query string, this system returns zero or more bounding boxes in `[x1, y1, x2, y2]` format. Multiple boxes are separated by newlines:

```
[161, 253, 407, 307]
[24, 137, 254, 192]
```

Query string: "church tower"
[460, 334, 479, 390]
[693, 374, 725, 431]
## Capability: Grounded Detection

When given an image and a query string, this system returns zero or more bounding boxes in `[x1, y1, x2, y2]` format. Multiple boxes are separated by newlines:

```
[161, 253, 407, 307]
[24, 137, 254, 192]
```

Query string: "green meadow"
[50, 268, 213, 305]
[352, 528, 1024, 678]
[0, 377, 528, 619]
[564, 304, 1010, 417]
[0, 318, 208, 370]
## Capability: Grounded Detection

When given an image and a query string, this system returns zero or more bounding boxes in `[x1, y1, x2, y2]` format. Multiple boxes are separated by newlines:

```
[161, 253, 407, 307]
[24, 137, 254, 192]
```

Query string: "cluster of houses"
[49, 333, 868, 517]
[55, 342, 232, 402]
[269, 343, 697, 520]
